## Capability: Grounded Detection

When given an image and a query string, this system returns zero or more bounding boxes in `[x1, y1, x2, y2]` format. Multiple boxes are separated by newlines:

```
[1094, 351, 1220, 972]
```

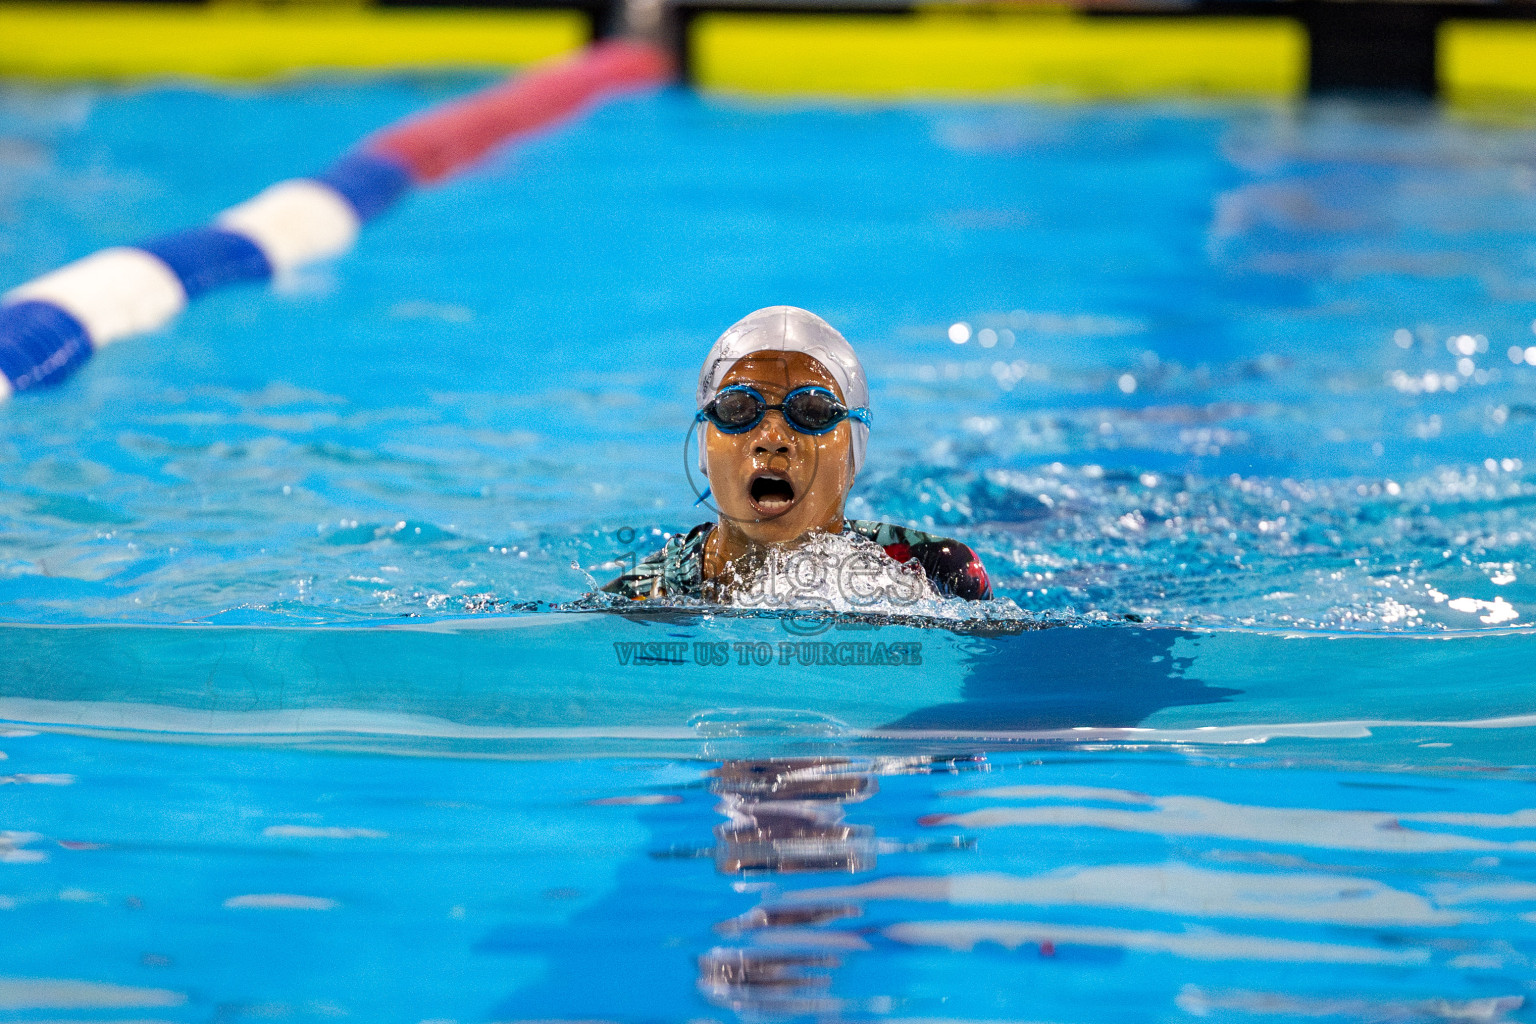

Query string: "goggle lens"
[782, 390, 839, 432]
[711, 389, 763, 430]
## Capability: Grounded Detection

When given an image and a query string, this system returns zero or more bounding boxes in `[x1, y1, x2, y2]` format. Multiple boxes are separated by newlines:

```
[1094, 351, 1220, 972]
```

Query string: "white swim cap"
[696, 306, 870, 477]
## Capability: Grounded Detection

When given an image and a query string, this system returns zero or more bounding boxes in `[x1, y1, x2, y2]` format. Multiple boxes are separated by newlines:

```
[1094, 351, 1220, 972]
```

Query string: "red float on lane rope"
[369, 39, 676, 183]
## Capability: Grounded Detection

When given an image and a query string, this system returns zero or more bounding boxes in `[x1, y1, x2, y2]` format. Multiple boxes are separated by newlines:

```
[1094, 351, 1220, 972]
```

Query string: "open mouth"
[748, 472, 796, 515]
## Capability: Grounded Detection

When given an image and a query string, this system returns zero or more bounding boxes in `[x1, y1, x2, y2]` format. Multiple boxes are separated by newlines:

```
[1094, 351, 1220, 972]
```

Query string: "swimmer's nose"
[751, 410, 794, 453]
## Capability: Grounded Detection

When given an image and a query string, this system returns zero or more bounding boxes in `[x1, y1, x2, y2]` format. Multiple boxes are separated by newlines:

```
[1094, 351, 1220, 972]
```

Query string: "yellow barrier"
[0, 2, 587, 79]
[1441, 21, 1536, 106]
[693, 10, 1307, 98]
[5, 2, 1536, 103]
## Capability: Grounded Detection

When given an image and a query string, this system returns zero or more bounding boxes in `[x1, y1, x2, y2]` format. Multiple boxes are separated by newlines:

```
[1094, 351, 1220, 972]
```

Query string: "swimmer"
[602, 306, 992, 603]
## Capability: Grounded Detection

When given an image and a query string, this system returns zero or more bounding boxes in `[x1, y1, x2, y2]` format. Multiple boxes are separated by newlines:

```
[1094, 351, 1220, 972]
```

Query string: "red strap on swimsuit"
[883, 539, 992, 601]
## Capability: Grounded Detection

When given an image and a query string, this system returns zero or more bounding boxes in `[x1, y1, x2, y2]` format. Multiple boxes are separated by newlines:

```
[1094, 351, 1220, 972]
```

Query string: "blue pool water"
[1, 77, 1535, 1019]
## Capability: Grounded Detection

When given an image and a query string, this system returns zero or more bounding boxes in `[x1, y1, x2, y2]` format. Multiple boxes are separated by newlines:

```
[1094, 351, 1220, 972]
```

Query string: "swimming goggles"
[697, 384, 871, 437]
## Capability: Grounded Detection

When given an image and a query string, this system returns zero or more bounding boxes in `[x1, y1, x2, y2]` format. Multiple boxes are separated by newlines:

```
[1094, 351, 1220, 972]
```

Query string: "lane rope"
[0, 38, 674, 401]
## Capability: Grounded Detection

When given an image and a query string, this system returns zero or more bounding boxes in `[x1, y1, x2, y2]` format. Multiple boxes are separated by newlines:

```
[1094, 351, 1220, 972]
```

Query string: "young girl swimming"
[603, 306, 992, 603]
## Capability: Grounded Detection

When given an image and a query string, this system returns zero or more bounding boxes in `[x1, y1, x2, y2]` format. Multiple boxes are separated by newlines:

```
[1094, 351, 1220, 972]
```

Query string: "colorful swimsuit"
[601, 520, 993, 602]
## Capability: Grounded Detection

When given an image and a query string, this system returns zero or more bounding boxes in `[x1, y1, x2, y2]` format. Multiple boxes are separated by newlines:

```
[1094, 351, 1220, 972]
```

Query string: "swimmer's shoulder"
[601, 523, 712, 600]
[846, 519, 993, 601]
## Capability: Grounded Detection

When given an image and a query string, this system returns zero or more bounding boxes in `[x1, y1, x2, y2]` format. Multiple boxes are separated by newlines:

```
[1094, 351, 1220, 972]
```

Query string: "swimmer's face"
[704, 350, 854, 545]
